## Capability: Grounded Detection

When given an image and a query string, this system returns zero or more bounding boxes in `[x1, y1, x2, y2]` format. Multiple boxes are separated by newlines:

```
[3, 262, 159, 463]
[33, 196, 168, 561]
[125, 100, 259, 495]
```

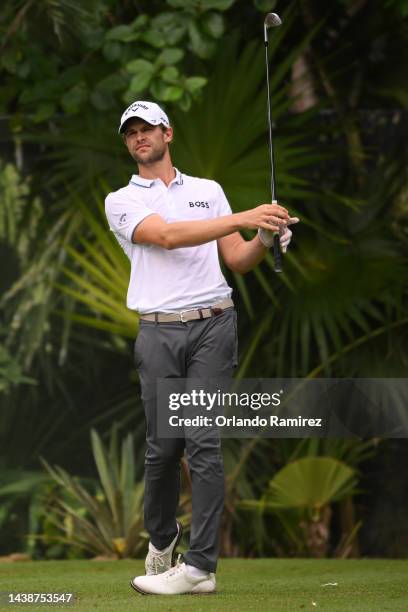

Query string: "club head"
[264, 13, 282, 28]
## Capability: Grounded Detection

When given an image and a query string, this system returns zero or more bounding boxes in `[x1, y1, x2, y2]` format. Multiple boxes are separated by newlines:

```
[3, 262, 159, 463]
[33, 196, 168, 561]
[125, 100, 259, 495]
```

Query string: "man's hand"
[237, 203, 289, 232]
[258, 216, 300, 250]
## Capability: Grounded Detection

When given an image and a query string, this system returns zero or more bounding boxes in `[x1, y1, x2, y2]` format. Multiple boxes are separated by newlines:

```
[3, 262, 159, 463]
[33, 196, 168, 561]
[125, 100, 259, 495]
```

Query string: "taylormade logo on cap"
[118, 100, 170, 134]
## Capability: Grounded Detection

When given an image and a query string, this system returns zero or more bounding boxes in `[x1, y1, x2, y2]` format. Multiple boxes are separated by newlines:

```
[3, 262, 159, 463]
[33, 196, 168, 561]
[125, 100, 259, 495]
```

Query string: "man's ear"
[164, 127, 173, 144]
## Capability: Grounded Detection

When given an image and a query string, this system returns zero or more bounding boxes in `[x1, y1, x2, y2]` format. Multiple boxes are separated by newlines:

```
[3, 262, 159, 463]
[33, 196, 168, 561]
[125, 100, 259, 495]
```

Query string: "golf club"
[264, 12, 283, 273]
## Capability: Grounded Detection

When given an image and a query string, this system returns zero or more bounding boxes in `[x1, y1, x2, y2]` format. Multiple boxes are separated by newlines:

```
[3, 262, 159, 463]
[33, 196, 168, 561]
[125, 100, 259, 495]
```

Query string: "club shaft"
[264, 36, 276, 202]
[264, 30, 282, 272]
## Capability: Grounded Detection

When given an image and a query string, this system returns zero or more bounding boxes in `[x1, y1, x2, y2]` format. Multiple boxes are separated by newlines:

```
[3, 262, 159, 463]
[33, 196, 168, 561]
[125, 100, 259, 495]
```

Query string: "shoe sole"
[130, 580, 216, 596]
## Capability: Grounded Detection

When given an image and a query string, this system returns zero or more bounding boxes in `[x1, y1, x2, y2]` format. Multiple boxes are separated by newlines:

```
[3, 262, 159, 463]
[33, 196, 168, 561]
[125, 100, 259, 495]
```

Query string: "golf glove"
[258, 217, 299, 252]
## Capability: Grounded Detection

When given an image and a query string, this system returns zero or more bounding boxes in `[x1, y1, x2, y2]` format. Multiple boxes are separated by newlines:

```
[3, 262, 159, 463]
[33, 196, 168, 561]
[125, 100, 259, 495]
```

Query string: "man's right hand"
[237, 203, 289, 232]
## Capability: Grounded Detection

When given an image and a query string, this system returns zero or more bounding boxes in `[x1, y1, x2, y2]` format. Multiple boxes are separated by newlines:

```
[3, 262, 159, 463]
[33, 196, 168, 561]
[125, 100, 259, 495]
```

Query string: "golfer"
[105, 100, 298, 595]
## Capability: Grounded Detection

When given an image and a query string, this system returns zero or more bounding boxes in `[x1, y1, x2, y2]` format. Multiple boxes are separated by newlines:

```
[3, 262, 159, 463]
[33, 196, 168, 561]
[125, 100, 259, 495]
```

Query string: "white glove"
[258, 216, 299, 252]
[258, 226, 276, 248]
[280, 226, 292, 253]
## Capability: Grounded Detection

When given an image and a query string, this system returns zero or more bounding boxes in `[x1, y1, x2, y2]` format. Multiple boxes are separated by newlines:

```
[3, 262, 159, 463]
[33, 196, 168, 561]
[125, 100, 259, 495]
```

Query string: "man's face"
[123, 118, 172, 166]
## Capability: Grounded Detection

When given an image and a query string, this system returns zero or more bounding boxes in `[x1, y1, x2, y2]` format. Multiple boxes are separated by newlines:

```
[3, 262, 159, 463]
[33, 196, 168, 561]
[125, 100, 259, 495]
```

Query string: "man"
[105, 100, 298, 595]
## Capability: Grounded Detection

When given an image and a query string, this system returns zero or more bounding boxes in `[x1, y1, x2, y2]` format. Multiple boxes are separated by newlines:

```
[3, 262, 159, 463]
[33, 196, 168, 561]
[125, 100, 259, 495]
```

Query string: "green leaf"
[169, 86, 185, 101]
[254, 0, 277, 11]
[83, 26, 105, 51]
[0, 471, 46, 496]
[32, 103, 56, 123]
[161, 66, 179, 82]
[96, 73, 127, 93]
[66, 245, 126, 300]
[162, 85, 184, 102]
[200, 0, 235, 8]
[158, 48, 184, 65]
[178, 92, 192, 111]
[188, 21, 216, 59]
[202, 12, 224, 38]
[150, 80, 181, 101]
[102, 41, 122, 62]
[105, 25, 138, 43]
[126, 59, 155, 75]
[232, 272, 254, 319]
[264, 457, 357, 511]
[57, 312, 136, 338]
[151, 13, 187, 46]
[90, 429, 120, 527]
[185, 76, 207, 93]
[130, 15, 149, 30]
[61, 84, 88, 114]
[56, 280, 125, 320]
[129, 73, 153, 95]
[140, 30, 167, 49]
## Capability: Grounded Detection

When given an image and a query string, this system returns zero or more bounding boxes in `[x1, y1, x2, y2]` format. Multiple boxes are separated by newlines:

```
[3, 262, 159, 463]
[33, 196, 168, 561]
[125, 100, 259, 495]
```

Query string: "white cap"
[118, 100, 170, 134]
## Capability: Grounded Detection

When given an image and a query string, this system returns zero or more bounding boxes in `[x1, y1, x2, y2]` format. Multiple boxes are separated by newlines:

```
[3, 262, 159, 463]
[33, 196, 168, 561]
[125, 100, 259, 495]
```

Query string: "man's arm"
[217, 232, 267, 274]
[132, 203, 288, 249]
[218, 217, 300, 274]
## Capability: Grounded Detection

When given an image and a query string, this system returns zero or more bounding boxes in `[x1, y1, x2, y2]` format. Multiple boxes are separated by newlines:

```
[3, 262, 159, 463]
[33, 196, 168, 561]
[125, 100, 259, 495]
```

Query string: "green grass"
[0, 559, 407, 611]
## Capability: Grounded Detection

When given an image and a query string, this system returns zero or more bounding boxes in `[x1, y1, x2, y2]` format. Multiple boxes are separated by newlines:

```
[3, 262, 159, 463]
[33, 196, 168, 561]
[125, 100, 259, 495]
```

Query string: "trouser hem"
[183, 552, 217, 574]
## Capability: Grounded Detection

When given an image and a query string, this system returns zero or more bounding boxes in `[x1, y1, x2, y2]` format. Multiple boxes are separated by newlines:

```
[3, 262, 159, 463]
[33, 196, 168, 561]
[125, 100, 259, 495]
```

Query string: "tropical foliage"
[42, 428, 145, 558]
[0, 0, 234, 127]
[240, 456, 358, 557]
[0, 0, 407, 559]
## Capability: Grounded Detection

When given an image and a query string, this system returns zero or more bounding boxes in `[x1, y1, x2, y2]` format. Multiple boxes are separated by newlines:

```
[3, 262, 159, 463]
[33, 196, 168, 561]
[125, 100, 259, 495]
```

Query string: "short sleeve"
[105, 191, 155, 243]
[214, 182, 232, 217]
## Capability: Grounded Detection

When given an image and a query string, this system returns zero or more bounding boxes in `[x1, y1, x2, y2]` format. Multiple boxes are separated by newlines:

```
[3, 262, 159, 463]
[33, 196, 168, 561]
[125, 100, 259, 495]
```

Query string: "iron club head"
[264, 13, 282, 28]
[264, 12, 282, 44]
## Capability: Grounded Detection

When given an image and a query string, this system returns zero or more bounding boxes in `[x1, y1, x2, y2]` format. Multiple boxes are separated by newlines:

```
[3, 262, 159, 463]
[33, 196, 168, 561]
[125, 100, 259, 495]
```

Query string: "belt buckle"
[179, 310, 190, 323]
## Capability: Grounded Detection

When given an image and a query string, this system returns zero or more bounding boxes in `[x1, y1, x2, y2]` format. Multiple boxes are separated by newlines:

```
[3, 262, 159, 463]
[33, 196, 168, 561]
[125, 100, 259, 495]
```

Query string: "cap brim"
[119, 113, 161, 134]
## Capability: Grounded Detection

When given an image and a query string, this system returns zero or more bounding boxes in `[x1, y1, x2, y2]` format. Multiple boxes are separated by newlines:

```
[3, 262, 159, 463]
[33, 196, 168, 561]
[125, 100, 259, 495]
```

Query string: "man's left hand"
[258, 216, 299, 251]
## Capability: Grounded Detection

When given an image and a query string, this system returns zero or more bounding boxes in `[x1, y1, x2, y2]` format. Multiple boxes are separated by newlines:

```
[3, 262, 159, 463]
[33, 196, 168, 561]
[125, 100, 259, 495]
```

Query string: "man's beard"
[131, 142, 166, 166]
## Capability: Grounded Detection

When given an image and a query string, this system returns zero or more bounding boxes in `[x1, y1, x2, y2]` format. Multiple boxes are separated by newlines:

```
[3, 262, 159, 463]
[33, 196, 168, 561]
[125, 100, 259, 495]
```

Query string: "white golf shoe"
[131, 561, 216, 595]
[144, 520, 183, 575]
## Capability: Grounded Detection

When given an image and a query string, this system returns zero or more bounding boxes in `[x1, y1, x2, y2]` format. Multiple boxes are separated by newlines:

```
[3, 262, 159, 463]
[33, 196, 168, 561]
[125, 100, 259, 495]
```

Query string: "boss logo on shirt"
[189, 201, 209, 209]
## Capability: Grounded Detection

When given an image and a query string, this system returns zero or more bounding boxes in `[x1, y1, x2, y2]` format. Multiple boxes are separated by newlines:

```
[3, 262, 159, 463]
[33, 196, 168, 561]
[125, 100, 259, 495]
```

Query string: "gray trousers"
[134, 308, 238, 573]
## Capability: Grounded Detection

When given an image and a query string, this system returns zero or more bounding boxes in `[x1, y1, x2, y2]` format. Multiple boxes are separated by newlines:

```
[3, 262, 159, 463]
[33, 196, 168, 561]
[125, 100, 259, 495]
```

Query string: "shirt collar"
[129, 167, 183, 189]
[129, 175, 154, 188]
[172, 168, 184, 185]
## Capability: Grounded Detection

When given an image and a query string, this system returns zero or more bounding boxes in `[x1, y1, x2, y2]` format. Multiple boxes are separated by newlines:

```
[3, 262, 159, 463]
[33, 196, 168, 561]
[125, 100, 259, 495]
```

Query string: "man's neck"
[137, 157, 176, 187]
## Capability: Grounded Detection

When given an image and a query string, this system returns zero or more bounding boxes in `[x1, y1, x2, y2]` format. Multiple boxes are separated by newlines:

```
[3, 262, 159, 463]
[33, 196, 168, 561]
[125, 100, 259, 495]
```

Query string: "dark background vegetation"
[0, 0, 407, 560]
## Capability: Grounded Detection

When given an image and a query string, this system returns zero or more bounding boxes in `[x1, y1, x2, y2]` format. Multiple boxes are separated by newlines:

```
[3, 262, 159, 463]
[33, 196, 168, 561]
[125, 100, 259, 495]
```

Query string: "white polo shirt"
[105, 168, 233, 313]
